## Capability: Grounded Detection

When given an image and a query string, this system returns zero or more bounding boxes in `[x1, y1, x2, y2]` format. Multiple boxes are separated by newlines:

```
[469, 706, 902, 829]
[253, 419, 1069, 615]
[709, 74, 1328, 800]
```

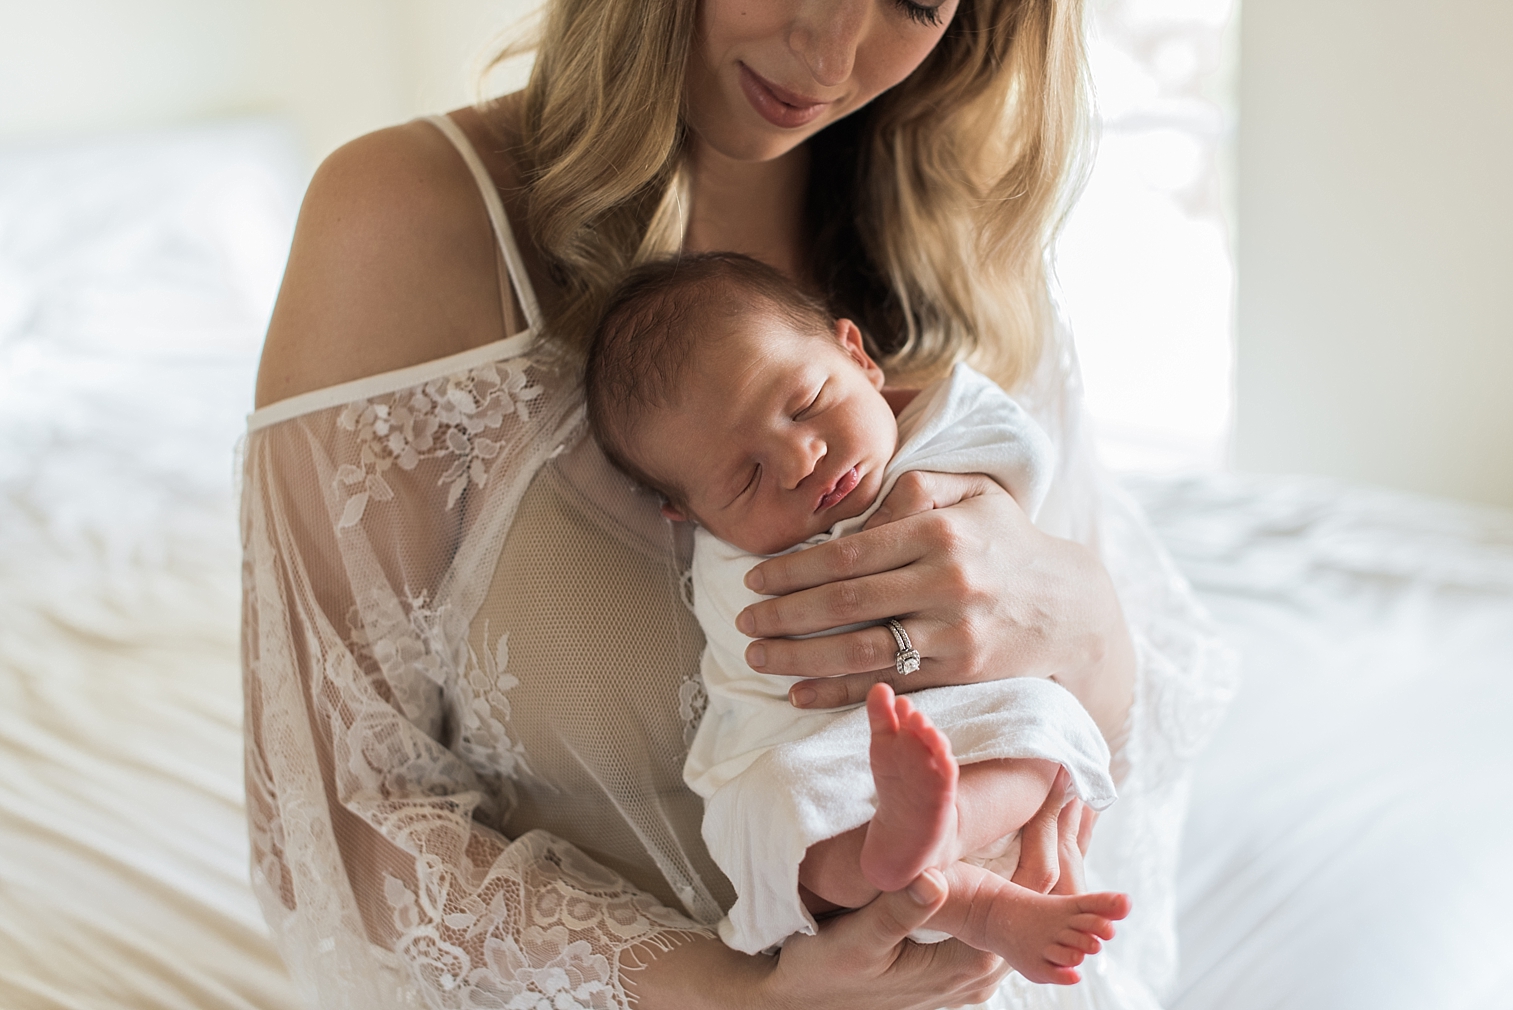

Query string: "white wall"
[1237, 0, 1513, 507]
[0, 0, 537, 165]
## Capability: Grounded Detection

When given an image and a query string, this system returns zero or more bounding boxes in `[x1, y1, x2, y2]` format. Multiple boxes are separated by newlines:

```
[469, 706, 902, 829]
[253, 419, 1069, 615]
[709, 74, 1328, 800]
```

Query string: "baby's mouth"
[816, 466, 861, 513]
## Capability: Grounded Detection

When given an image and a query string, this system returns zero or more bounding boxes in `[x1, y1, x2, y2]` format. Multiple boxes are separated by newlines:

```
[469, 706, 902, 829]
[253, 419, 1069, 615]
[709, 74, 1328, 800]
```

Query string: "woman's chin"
[688, 115, 818, 165]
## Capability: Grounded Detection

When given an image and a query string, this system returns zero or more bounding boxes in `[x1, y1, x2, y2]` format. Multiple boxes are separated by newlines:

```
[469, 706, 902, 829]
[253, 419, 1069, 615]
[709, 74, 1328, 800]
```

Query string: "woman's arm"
[735, 472, 1137, 745]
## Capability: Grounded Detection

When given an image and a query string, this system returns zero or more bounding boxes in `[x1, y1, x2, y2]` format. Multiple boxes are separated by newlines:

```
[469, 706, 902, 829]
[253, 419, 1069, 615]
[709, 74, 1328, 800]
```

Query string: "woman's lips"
[739, 63, 830, 129]
[816, 466, 861, 513]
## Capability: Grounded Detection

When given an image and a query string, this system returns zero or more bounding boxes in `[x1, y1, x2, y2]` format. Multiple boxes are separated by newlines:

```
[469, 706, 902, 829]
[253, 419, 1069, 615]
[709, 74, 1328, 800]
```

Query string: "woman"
[244, 0, 1235, 1006]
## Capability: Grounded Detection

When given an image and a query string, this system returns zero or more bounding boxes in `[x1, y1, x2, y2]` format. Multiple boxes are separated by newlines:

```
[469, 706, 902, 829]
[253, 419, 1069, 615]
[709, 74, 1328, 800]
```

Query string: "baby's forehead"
[629, 299, 837, 432]
[634, 331, 815, 462]
[699, 303, 833, 367]
[678, 324, 830, 406]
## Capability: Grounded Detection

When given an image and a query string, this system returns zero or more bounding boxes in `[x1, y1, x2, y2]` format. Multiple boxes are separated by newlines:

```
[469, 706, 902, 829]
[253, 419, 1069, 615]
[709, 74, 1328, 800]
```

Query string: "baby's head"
[586, 254, 898, 556]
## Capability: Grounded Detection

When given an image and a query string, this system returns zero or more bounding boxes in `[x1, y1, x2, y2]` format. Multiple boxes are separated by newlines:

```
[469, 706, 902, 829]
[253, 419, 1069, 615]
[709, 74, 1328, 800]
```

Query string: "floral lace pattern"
[380, 833, 702, 1010]
[675, 675, 707, 750]
[346, 590, 534, 797]
[334, 359, 542, 528]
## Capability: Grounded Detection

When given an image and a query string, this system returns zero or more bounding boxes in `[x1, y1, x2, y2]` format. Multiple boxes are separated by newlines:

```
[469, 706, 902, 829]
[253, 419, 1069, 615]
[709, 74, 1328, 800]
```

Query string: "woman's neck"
[684, 138, 810, 281]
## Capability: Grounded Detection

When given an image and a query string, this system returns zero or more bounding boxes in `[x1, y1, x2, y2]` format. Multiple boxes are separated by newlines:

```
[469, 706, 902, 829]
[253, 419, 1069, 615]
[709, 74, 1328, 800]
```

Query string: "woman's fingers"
[742, 521, 926, 598]
[845, 869, 949, 951]
[790, 670, 892, 709]
[768, 867, 1008, 1009]
[1077, 806, 1100, 857]
[752, 618, 935, 680]
[1011, 768, 1070, 894]
[1051, 798, 1087, 895]
[859, 470, 991, 532]
[742, 474, 996, 600]
[739, 564, 925, 641]
[763, 618, 1005, 707]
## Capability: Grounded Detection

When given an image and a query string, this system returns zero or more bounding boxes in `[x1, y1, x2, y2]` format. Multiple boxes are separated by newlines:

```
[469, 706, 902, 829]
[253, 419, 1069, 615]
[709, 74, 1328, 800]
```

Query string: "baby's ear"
[835, 318, 885, 390]
[660, 501, 690, 522]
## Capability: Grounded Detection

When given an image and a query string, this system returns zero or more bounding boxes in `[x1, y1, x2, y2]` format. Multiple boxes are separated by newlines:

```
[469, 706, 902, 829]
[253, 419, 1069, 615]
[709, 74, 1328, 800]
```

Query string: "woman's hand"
[1007, 768, 1101, 895]
[627, 870, 1009, 1010]
[736, 471, 1136, 742]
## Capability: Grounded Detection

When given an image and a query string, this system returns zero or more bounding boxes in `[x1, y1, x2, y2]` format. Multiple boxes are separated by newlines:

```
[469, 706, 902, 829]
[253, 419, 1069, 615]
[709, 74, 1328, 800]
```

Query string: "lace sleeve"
[1081, 475, 1239, 998]
[240, 355, 711, 1009]
[1016, 322, 1241, 1000]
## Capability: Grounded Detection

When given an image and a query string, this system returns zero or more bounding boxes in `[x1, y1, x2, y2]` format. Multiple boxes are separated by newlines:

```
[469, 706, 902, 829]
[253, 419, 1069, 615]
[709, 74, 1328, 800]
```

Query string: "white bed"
[2, 123, 1509, 1010]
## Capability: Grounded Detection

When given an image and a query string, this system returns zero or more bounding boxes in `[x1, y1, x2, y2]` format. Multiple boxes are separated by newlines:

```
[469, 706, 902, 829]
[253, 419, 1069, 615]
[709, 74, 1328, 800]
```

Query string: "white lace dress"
[240, 115, 1239, 1010]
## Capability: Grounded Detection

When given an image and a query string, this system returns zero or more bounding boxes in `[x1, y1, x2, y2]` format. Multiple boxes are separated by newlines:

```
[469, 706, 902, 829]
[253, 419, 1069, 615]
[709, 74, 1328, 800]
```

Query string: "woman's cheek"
[854, 2, 959, 94]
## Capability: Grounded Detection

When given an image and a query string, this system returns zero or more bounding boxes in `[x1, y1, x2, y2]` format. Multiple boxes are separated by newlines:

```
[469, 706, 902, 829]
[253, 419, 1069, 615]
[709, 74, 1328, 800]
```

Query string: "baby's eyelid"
[722, 464, 759, 510]
[793, 385, 824, 421]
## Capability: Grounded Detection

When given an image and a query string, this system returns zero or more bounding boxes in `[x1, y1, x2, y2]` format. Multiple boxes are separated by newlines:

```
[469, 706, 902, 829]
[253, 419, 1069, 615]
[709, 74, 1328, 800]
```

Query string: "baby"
[585, 253, 1130, 985]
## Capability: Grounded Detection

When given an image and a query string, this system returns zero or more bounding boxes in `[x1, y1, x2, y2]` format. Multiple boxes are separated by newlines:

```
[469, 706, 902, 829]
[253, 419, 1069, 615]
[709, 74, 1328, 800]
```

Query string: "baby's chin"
[709, 520, 822, 558]
[710, 497, 876, 557]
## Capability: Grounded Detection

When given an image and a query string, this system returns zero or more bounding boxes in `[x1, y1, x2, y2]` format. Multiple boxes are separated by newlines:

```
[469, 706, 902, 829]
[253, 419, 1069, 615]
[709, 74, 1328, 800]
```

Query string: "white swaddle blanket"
[683, 363, 1118, 954]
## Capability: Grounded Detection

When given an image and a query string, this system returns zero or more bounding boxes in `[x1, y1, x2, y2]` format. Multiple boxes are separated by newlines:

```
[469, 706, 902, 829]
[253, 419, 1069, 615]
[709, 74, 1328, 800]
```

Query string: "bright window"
[1056, 0, 1238, 472]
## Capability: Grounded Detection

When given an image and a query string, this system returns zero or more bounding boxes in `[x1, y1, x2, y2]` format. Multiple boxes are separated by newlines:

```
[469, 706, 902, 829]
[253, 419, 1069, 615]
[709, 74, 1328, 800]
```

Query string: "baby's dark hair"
[585, 252, 835, 505]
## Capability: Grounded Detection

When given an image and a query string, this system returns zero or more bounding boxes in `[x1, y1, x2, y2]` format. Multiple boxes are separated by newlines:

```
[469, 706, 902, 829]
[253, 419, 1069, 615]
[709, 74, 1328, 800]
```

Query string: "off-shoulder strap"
[423, 113, 544, 335]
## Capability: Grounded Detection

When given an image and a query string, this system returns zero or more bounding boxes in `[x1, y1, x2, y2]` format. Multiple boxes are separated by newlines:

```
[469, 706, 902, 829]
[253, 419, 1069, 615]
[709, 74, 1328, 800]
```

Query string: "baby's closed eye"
[724, 464, 760, 509]
[792, 383, 825, 421]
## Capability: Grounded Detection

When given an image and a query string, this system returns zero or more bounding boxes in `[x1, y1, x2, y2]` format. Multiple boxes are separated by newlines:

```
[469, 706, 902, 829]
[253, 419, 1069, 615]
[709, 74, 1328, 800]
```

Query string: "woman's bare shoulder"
[254, 117, 515, 409]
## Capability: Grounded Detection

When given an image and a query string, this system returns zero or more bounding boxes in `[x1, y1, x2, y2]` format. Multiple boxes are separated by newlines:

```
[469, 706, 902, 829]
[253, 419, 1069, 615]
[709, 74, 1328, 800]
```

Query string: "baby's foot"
[974, 882, 1131, 985]
[860, 683, 960, 893]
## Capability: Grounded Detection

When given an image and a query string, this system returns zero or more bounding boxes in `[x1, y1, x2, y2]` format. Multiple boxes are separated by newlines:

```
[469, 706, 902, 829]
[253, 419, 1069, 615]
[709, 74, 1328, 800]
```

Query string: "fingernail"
[744, 567, 764, 592]
[746, 643, 765, 670]
[906, 869, 945, 906]
[736, 610, 755, 636]
[873, 507, 891, 524]
[791, 685, 816, 707]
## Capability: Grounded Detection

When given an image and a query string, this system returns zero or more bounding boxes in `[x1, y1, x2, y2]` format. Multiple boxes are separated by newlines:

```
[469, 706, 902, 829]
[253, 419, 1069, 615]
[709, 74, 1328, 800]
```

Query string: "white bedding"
[0, 122, 302, 1010]
[1137, 475, 1513, 1010]
[2, 123, 1509, 1010]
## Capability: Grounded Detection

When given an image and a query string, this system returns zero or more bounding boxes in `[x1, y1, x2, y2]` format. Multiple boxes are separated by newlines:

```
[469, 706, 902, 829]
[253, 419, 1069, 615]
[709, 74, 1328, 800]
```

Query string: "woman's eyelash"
[794, 388, 823, 421]
[893, 0, 944, 27]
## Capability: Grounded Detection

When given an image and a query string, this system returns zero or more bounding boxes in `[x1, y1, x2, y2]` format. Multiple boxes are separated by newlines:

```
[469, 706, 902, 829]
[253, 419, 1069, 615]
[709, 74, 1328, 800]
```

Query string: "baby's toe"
[1070, 912, 1118, 941]
[1056, 928, 1101, 955]
[1045, 945, 1088, 968]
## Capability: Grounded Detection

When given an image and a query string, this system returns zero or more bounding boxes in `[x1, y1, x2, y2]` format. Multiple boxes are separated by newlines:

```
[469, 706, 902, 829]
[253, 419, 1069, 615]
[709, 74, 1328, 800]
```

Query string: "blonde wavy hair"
[492, 0, 1091, 390]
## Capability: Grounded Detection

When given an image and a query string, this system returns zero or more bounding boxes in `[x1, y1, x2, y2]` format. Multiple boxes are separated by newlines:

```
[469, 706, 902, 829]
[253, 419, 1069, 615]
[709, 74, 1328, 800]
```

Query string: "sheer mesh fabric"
[239, 119, 1237, 1009]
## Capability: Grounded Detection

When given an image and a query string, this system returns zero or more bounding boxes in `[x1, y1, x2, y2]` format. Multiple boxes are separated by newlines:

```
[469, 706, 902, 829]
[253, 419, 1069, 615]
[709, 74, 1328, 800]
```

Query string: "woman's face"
[685, 0, 960, 163]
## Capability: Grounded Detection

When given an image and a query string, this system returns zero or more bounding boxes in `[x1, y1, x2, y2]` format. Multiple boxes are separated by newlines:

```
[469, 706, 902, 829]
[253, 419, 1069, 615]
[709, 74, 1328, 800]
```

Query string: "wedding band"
[886, 618, 921, 677]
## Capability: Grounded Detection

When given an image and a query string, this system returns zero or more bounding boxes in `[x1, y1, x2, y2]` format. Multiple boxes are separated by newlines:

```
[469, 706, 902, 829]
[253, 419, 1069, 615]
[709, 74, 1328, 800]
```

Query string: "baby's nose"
[782, 433, 826, 488]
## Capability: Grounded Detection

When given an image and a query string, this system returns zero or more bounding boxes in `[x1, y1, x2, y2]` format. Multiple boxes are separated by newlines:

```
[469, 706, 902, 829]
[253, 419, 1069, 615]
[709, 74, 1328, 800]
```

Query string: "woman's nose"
[788, 0, 869, 88]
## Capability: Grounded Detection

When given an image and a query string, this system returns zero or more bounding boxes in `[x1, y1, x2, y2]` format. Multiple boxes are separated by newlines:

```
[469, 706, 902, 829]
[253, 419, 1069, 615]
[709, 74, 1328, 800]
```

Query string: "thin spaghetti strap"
[422, 114, 545, 334]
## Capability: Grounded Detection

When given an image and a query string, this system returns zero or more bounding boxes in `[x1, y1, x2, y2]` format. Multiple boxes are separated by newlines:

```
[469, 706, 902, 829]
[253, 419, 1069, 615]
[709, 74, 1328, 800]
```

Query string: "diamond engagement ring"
[886, 618, 921, 676]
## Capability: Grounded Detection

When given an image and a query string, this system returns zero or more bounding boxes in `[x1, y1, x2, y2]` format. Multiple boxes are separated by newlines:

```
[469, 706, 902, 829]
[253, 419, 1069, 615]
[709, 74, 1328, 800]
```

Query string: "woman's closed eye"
[893, 0, 945, 28]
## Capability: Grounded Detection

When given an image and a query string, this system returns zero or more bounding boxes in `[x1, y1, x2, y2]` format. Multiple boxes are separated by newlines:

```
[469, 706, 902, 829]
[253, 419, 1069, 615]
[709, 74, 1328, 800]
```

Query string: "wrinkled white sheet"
[0, 121, 302, 1010]
[2, 121, 1509, 1010]
[1128, 475, 1513, 1010]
